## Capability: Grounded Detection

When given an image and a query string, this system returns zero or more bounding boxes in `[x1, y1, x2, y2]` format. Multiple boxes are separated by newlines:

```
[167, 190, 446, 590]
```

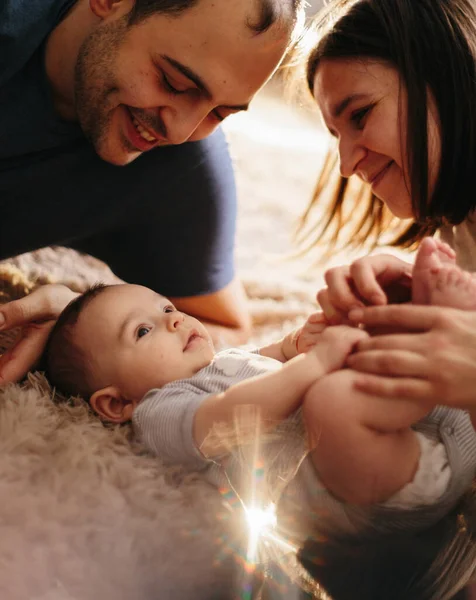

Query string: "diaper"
[383, 432, 451, 509]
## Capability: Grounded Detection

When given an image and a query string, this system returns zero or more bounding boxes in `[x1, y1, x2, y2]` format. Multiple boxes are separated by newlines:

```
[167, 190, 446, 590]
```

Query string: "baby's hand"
[309, 325, 369, 374]
[281, 311, 328, 360]
[297, 311, 328, 353]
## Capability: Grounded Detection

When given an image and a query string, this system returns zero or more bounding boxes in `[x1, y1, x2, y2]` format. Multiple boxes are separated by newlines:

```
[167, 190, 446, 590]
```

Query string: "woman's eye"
[137, 326, 151, 339]
[163, 305, 176, 313]
[351, 106, 371, 129]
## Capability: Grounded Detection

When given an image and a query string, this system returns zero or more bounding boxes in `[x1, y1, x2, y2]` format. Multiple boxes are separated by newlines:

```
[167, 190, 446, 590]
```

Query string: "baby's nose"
[167, 311, 184, 331]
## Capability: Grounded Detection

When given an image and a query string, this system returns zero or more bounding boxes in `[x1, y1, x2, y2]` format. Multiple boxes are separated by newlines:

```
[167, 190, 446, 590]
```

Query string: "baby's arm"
[194, 326, 368, 457]
[259, 312, 328, 362]
[303, 369, 433, 505]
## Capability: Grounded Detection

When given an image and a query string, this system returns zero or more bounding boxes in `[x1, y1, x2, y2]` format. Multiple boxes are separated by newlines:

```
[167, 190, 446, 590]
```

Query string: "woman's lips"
[370, 161, 393, 188]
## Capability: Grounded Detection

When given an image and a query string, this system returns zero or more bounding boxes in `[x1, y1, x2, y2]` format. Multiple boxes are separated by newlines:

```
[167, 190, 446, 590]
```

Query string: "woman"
[296, 0, 476, 598]
[301, 0, 476, 408]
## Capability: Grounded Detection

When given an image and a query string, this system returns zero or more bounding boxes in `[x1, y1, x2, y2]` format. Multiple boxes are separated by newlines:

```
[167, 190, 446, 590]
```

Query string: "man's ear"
[89, 0, 135, 19]
[90, 386, 134, 423]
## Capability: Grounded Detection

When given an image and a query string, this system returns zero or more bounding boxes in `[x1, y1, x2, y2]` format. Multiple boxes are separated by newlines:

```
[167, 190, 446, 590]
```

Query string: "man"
[0, 0, 303, 381]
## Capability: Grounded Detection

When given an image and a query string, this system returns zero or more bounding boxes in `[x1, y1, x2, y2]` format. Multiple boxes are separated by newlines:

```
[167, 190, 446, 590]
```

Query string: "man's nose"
[338, 136, 366, 178]
[166, 311, 185, 332]
[163, 99, 216, 145]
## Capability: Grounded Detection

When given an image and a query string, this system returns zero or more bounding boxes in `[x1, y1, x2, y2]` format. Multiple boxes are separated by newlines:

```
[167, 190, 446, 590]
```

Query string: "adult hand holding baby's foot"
[317, 254, 413, 325]
[347, 305, 476, 412]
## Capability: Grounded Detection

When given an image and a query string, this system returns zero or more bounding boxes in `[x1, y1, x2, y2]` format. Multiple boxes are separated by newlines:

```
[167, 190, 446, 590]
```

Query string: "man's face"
[74, 0, 293, 165]
[75, 284, 215, 401]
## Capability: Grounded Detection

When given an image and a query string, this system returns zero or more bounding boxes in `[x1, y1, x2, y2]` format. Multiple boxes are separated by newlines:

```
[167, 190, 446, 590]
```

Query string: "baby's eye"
[137, 326, 151, 339]
[163, 305, 176, 313]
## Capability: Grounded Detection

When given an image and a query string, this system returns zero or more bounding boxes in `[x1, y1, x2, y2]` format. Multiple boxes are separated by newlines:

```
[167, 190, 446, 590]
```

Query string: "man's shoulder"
[0, 0, 76, 86]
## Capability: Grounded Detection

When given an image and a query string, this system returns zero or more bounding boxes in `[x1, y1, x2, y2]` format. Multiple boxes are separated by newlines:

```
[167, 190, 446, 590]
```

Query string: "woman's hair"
[297, 486, 476, 600]
[297, 0, 476, 253]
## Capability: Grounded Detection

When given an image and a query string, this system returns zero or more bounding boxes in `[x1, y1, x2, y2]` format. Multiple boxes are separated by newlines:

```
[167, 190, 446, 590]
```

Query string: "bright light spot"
[245, 503, 278, 564]
[245, 503, 277, 536]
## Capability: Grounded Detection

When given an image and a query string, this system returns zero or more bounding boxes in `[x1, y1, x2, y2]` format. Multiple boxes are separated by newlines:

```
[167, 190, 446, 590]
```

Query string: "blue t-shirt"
[0, 0, 236, 297]
[0, 0, 81, 159]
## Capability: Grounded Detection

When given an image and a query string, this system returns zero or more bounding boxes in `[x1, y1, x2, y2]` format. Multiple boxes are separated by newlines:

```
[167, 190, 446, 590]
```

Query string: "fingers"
[0, 296, 39, 330]
[0, 321, 54, 383]
[347, 349, 430, 378]
[0, 285, 77, 329]
[303, 311, 328, 333]
[349, 304, 448, 331]
[323, 266, 365, 313]
[319, 255, 413, 319]
[348, 259, 388, 306]
[317, 288, 349, 324]
[351, 373, 434, 402]
[306, 311, 327, 325]
[355, 332, 429, 352]
[331, 324, 369, 342]
[319, 325, 369, 359]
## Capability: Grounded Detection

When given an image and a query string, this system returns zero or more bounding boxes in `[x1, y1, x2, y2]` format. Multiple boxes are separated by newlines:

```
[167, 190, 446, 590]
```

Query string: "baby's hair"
[297, 489, 476, 600]
[43, 283, 112, 399]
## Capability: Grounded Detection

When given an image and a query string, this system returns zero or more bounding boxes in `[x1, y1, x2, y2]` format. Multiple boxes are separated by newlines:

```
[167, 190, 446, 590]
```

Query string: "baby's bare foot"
[412, 237, 456, 304]
[425, 266, 476, 310]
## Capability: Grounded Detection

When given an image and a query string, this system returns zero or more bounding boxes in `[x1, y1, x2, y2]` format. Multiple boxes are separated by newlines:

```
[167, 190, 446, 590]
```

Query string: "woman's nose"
[338, 137, 366, 178]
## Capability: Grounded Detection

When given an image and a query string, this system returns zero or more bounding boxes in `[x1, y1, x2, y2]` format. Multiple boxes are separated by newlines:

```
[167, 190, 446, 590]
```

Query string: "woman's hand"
[317, 254, 413, 324]
[0, 284, 78, 383]
[346, 305, 476, 410]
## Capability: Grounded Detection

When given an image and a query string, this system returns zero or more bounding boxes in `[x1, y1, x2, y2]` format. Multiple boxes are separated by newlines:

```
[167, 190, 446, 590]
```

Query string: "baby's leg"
[412, 237, 456, 304]
[302, 370, 429, 505]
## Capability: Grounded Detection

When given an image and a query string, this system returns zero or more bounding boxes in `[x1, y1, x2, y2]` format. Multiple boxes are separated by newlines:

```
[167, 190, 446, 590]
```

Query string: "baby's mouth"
[184, 330, 201, 351]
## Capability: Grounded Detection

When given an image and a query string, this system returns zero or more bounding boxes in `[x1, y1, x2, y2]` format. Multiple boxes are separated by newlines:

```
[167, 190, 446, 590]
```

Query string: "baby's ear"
[90, 386, 134, 423]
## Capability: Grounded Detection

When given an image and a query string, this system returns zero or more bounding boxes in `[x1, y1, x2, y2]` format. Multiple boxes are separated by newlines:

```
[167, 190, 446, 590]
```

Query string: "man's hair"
[43, 284, 111, 399]
[296, 0, 476, 254]
[298, 489, 476, 600]
[128, 0, 306, 35]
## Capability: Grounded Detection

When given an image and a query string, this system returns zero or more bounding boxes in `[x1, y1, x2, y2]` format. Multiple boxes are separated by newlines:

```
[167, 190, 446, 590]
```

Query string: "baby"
[43, 238, 476, 546]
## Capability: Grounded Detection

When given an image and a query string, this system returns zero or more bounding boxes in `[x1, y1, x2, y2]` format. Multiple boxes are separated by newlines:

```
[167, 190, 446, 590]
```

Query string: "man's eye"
[162, 73, 183, 95]
[163, 305, 176, 313]
[137, 326, 151, 339]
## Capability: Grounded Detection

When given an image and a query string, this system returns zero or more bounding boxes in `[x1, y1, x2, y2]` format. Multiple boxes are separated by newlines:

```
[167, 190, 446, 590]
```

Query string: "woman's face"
[313, 58, 441, 219]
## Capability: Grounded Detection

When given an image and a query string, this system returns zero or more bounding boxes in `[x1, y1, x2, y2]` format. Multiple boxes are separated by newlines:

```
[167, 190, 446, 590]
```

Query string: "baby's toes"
[434, 239, 457, 264]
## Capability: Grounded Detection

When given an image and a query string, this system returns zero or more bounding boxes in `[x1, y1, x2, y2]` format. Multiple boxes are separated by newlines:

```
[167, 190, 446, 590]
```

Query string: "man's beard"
[74, 17, 129, 154]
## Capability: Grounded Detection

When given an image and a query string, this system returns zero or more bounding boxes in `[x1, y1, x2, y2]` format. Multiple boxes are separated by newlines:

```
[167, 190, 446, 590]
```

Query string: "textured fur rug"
[0, 374, 248, 600]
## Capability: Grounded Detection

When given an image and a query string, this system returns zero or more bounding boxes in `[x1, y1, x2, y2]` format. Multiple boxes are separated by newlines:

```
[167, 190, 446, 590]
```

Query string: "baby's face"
[75, 284, 215, 400]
